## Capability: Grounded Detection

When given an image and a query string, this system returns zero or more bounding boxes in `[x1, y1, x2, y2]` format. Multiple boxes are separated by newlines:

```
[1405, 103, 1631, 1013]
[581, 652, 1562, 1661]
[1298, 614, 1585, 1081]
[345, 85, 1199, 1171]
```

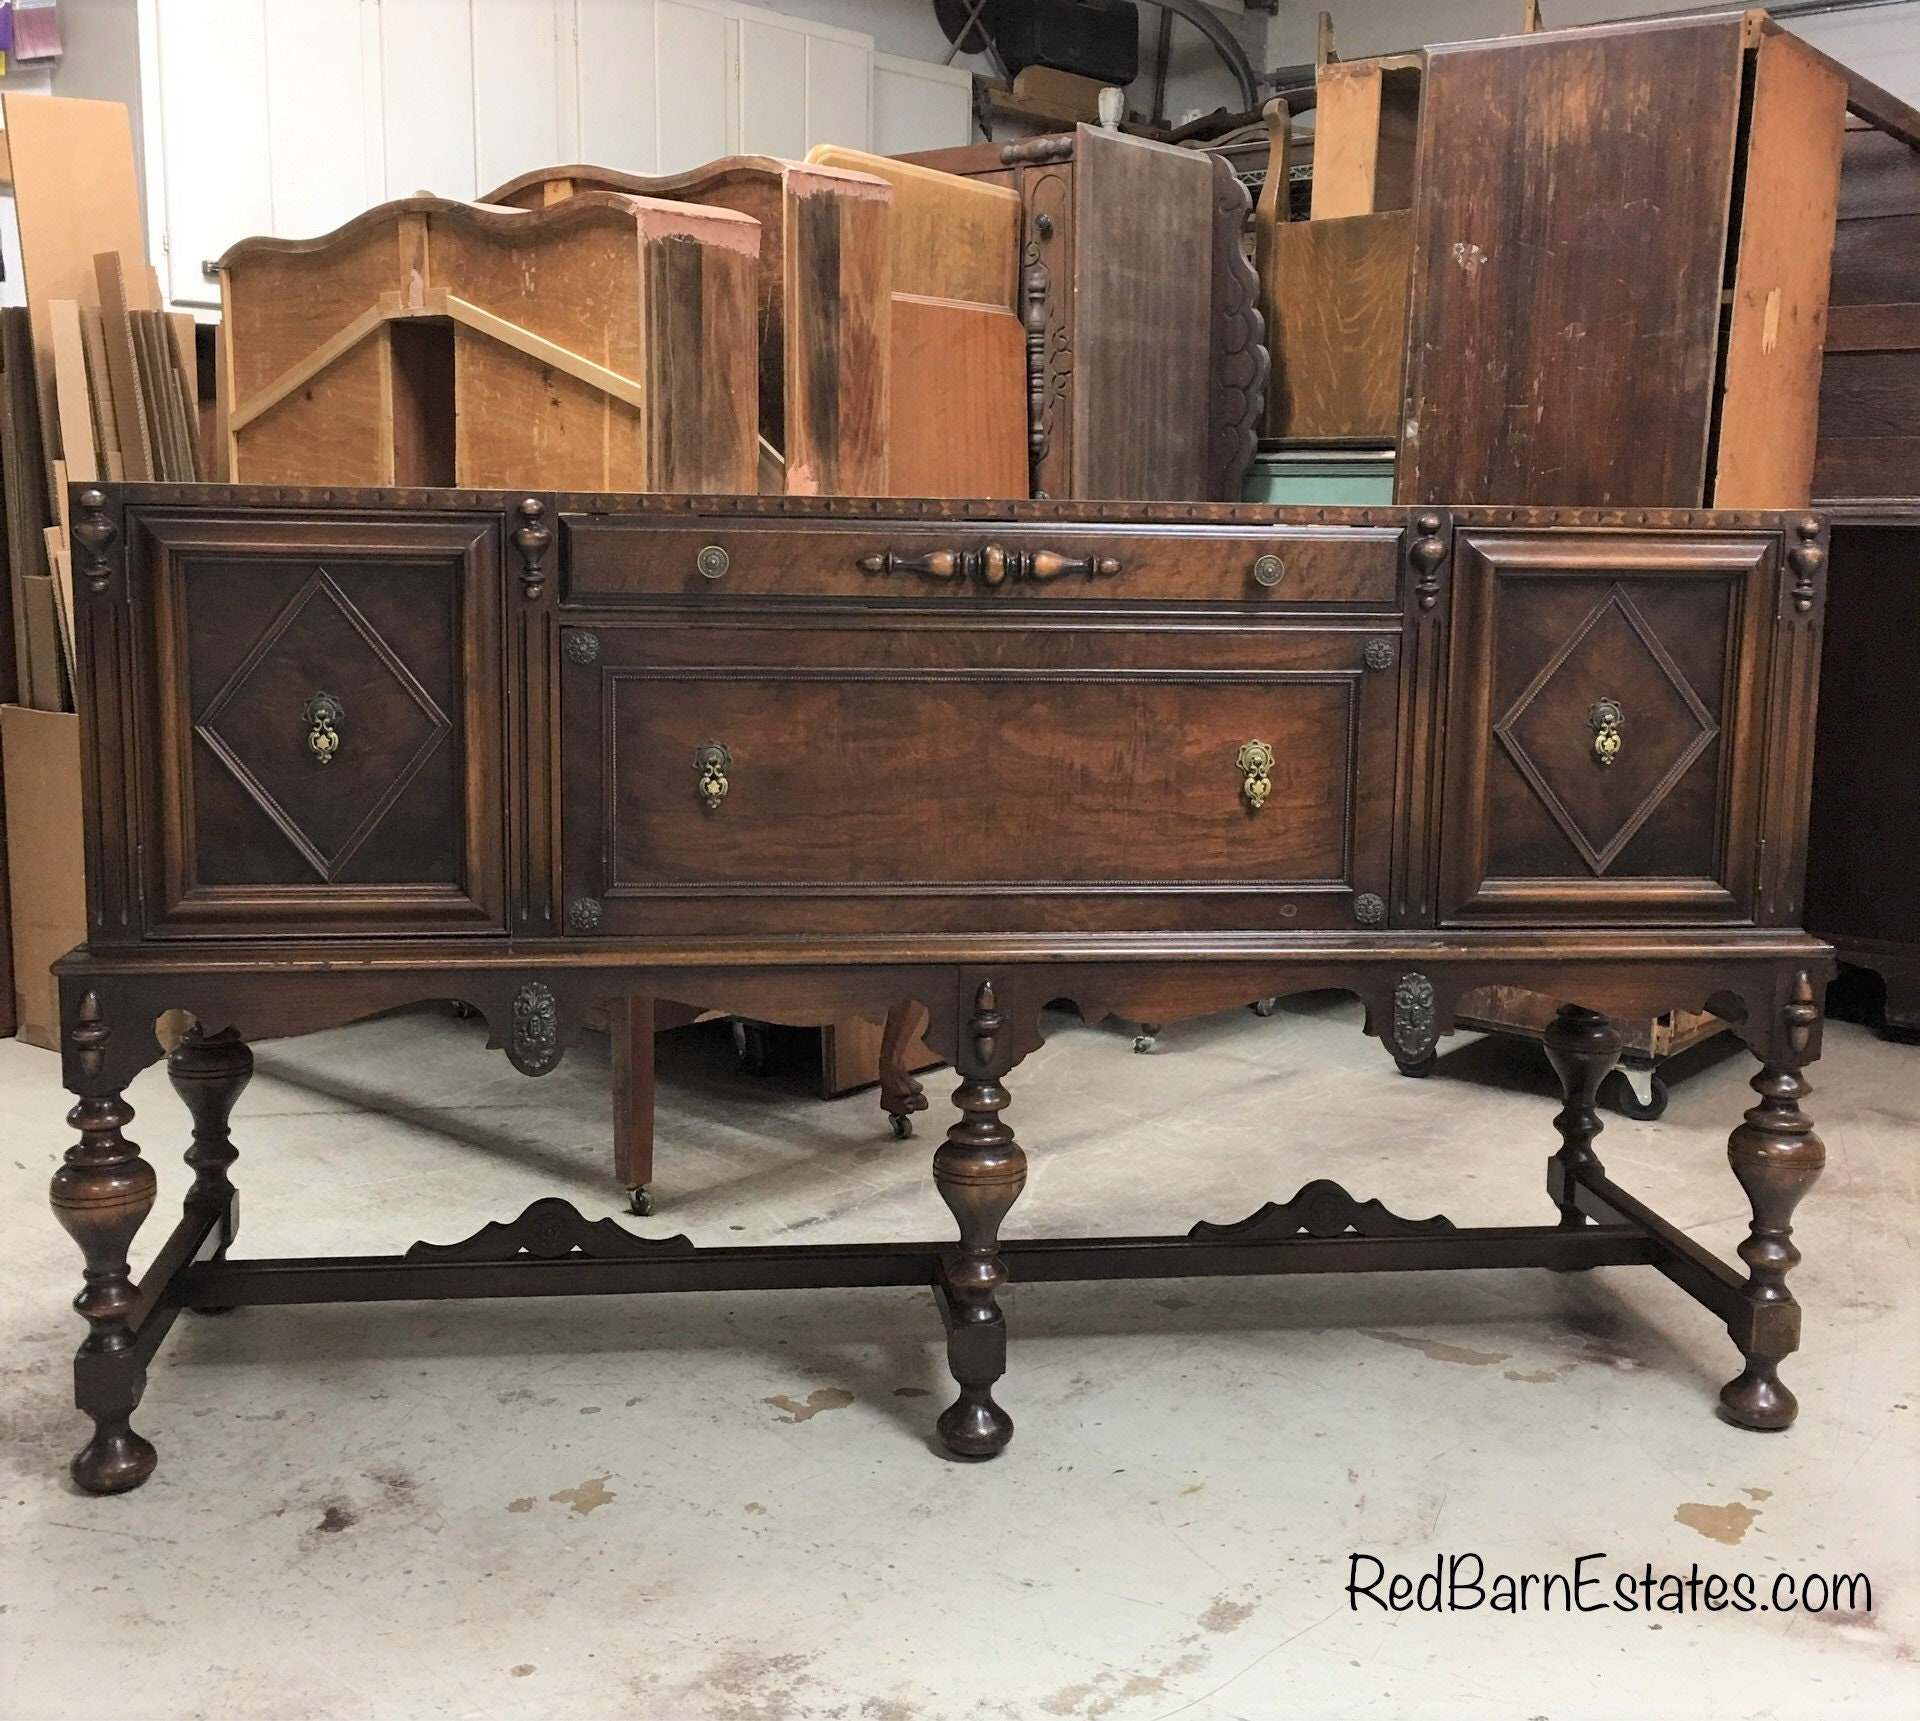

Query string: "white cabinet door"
[473, 0, 565, 192]
[265, 0, 379, 243]
[576, 0, 659, 172]
[380, 0, 477, 200]
[872, 53, 972, 156]
[736, 16, 809, 160]
[151, 0, 272, 307]
[655, 0, 732, 173]
[804, 31, 870, 154]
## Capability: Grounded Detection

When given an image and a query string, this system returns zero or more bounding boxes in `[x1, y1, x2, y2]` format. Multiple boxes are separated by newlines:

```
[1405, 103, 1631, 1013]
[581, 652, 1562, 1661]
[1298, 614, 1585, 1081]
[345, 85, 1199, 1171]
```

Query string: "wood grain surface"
[886, 294, 1027, 499]
[1397, 16, 1747, 507]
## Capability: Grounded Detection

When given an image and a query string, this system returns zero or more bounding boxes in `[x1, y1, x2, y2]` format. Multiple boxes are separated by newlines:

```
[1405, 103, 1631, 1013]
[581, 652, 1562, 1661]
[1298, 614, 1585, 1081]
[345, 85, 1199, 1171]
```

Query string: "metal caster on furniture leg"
[889, 1113, 914, 1140]
[626, 1185, 656, 1217]
[1396, 1052, 1436, 1078]
[1251, 997, 1278, 1017]
[1608, 1067, 1669, 1121]
[1133, 1022, 1160, 1053]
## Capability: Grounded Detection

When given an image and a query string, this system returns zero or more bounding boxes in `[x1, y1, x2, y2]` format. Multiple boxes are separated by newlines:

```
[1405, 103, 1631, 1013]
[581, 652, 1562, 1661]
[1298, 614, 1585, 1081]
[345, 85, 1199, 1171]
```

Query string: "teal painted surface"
[1242, 454, 1396, 506]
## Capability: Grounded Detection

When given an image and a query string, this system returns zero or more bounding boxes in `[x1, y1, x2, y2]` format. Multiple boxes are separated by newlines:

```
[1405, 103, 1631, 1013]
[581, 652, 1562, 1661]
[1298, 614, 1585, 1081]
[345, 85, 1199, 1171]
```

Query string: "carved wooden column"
[1720, 975, 1826, 1431]
[1543, 1004, 1622, 1228]
[932, 978, 1028, 1458]
[52, 994, 160, 1492]
[169, 1026, 253, 1302]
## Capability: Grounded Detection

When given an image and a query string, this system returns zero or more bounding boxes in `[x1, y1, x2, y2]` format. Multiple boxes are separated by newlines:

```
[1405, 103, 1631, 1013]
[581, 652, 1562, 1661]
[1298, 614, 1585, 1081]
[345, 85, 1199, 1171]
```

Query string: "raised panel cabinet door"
[1438, 529, 1779, 925]
[557, 612, 1403, 939]
[129, 512, 507, 938]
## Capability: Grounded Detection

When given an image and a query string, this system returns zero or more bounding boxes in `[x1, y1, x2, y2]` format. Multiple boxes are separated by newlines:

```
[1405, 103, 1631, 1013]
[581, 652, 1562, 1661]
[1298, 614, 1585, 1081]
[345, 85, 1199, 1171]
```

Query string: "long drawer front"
[559, 615, 1403, 937]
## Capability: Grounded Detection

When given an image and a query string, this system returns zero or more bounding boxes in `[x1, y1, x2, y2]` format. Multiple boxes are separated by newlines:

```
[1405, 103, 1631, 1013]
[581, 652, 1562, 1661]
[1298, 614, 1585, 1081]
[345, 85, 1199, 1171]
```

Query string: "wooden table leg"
[611, 996, 656, 1216]
[168, 1025, 252, 1312]
[878, 1001, 929, 1138]
[1720, 978, 1825, 1430]
[932, 979, 1027, 1459]
[1543, 1003, 1622, 1232]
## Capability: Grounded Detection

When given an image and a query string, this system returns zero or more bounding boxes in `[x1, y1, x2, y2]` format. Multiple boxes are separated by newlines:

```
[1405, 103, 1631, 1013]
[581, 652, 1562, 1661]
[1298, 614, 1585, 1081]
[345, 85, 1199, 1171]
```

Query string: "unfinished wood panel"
[784, 175, 891, 495]
[484, 159, 890, 493]
[1, 94, 152, 477]
[224, 195, 759, 492]
[887, 295, 1026, 498]
[94, 252, 154, 483]
[1264, 210, 1409, 443]
[1398, 17, 1748, 507]
[47, 301, 99, 483]
[808, 144, 1020, 309]
[1309, 60, 1419, 220]
[1070, 126, 1215, 500]
[1712, 31, 1848, 508]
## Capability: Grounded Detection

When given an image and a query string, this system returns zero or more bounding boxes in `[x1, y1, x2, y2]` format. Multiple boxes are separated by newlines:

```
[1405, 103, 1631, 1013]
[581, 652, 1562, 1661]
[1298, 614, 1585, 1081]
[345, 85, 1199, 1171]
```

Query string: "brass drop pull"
[694, 741, 732, 809]
[1237, 739, 1275, 810]
[305, 693, 343, 766]
[1589, 699, 1625, 768]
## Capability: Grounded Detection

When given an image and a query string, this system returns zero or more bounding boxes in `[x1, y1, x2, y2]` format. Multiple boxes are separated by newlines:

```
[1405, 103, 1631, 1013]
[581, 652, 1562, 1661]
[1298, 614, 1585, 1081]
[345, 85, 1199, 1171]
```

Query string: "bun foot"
[72, 1422, 157, 1494]
[937, 1391, 1013, 1459]
[1719, 1362, 1798, 1431]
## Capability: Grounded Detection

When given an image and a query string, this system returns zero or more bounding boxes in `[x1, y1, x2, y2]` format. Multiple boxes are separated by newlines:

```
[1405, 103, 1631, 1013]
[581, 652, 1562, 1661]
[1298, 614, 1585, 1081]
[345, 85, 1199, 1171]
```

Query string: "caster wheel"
[1608, 1069, 1669, 1121]
[1251, 997, 1279, 1017]
[626, 1185, 656, 1217]
[1132, 1024, 1160, 1053]
[888, 1113, 914, 1140]
[1395, 1052, 1436, 1078]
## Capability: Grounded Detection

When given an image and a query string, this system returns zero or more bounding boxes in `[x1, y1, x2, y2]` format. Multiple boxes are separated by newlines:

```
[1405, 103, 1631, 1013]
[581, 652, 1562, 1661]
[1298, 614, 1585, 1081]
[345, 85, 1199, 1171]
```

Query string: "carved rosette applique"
[1391, 973, 1438, 1063]
[509, 981, 561, 1074]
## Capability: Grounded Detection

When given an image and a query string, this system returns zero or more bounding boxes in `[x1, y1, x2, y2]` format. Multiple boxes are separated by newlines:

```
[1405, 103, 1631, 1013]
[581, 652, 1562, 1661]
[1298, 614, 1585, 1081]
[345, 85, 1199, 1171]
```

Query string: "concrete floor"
[2, 995, 1915, 1719]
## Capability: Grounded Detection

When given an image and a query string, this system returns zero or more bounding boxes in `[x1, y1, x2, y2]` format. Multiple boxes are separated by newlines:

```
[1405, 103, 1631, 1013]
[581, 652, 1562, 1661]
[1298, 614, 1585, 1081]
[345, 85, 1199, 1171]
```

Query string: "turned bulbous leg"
[1543, 1004, 1622, 1233]
[1719, 1061, 1824, 1431]
[169, 1026, 252, 1312]
[51, 1092, 158, 1493]
[932, 984, 1027, 1458]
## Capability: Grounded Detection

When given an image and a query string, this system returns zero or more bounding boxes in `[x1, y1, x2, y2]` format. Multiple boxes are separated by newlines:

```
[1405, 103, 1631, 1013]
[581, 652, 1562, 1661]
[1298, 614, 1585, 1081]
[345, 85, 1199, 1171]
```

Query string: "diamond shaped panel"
[195, 567, 451, 882]
[1494, 585, 1718, 875]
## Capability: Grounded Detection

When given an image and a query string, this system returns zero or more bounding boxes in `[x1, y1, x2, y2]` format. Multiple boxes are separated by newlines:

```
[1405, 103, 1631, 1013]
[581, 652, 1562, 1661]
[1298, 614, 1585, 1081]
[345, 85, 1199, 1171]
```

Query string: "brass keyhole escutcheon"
[305, 693, 344, 766]
[1589, 699, 1625, 768]
[694, 741, 732, 809]
[1237, 739, 1275, 810]
[696, 544, 730, 580]
[1251, 554, 1285, 588]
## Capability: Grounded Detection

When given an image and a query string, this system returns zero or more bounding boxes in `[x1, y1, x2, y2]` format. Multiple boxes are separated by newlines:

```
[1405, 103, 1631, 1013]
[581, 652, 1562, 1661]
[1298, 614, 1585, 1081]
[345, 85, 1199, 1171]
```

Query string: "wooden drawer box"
[558, 515, 1403, 607]
[558, 613, 1402, 938]
[1438, 529, 1780, 925]
[124, 511, 506, 939]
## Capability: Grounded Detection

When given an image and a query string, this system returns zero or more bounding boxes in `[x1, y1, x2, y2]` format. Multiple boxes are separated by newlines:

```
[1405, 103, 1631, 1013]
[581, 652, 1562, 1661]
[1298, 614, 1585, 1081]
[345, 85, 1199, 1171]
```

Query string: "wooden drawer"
[559, 613, 1403, 937]
[129, 513, 506, 938]
[1438, 529, 1778, 925]
[559, 514, 1403, 607]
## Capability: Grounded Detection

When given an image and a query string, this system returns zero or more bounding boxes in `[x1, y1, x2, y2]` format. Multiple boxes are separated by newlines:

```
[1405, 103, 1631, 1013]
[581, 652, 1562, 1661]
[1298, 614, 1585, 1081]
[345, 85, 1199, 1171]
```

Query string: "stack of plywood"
[805, 144, 1028, 499]
[0, 93, 195, 1044]
[484, 157, 892, 495]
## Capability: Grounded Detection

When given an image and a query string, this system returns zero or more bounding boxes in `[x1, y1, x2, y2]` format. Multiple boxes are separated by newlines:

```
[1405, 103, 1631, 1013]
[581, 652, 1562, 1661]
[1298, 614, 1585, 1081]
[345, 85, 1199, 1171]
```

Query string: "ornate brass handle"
[1589, 699, 1624, 768]
[694, 741, 732, 809]
[305, 693, 343, 766]
[1237, 740, 1274, 810]
[857, 545, 1121, 588]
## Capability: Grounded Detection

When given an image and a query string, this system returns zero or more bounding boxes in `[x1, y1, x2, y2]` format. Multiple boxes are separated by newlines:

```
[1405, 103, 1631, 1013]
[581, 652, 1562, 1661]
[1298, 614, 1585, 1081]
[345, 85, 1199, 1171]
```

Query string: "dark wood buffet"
[48, 482, 1834, 1493]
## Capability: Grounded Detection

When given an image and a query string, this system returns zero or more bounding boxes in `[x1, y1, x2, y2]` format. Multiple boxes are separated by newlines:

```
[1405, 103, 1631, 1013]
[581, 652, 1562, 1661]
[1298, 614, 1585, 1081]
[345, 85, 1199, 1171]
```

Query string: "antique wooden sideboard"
[50, 483, 1833, 1493]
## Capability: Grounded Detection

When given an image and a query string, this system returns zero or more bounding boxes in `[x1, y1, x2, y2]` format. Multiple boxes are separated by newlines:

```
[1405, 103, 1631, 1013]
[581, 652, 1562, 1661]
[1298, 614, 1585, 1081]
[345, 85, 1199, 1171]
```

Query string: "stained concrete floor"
[2, 994, 1915, 1719]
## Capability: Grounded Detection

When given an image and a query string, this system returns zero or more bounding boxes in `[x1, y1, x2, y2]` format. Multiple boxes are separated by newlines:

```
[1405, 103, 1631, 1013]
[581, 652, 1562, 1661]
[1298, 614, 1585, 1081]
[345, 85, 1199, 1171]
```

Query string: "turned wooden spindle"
[1543, 1003, 1622, 1229]
[932, 981, 1027, 1458]
[1720, 1058, 1824, 1430]
[50, 1090, 158, 1493]
[168, 1026, 252, 1221]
